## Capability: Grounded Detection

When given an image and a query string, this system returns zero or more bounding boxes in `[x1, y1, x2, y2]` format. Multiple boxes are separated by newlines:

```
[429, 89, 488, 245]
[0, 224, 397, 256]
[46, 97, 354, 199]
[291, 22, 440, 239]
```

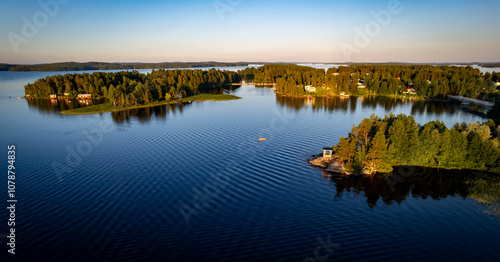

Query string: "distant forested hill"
[0, 64, 17, 71]
[3, 62, 250, 71]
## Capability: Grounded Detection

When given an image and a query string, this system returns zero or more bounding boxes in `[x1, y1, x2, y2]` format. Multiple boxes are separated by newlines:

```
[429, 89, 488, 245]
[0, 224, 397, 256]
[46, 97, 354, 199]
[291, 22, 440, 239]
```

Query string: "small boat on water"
[259, 138, 266, 141]
[340, 92, 350, 97]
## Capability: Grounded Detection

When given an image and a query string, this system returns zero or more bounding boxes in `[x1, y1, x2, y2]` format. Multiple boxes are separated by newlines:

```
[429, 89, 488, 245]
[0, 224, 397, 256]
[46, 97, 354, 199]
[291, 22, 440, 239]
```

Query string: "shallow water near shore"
[0, 69, 499, 261]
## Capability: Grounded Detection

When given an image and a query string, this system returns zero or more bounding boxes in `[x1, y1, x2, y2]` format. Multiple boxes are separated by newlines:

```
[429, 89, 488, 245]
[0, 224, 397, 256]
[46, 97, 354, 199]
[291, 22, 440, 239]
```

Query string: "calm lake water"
[0, 68, 499, 261]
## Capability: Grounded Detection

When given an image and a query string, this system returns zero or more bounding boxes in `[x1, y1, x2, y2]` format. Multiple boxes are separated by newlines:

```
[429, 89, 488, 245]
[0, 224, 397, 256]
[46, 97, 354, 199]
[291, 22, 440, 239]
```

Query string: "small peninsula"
[60, 94, 240, 115]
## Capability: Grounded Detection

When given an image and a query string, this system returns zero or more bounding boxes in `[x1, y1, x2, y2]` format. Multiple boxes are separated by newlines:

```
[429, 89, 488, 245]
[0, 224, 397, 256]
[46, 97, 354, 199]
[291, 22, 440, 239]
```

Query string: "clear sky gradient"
[1, 0, 499, 64]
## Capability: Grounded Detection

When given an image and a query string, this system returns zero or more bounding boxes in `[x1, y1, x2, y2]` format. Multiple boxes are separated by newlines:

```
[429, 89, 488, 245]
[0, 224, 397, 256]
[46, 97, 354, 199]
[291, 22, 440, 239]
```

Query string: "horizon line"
[2, 61, 500, 66]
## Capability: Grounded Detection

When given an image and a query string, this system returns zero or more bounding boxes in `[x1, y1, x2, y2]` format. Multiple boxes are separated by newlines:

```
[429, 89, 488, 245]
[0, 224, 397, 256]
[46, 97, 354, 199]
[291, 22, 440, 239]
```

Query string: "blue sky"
[0, 0, 499, 64]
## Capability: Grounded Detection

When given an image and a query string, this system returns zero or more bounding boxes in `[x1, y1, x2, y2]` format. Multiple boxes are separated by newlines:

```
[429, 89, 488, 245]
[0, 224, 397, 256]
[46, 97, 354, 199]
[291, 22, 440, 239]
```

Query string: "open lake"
[1, 68, 499, 261]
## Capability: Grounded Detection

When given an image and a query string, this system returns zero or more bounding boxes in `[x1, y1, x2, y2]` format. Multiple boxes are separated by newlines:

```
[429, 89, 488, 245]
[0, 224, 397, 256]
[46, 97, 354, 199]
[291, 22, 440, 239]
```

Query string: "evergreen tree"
[156, 85, 163, 100]
[120, 93, 125, 106]
[357, 118, 374, 150]
[388, 118, 406, 164]
[336, 136, 356, 163]
[365, 130, 390, 173]
[144, 89, 153, 104]
[108, 85, 116, 106]
[436, 129, 451, 166]
[416, 125, 441, 165]
[101, 86, 108, 98]
[488, 98, 500, 125]
[447, 128, 468, 166]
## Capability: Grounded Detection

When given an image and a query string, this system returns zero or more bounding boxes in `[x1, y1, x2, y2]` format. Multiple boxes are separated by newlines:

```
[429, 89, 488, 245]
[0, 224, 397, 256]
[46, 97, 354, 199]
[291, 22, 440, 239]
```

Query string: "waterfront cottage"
[322, 148, 333, 158]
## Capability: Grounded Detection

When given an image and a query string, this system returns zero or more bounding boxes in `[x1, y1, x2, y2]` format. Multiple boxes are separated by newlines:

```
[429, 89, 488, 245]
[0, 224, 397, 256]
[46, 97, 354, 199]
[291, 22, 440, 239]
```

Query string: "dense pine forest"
[239, 64, 500, 99]
[332, 114, 500, 174]
[24, 69, 240, 106]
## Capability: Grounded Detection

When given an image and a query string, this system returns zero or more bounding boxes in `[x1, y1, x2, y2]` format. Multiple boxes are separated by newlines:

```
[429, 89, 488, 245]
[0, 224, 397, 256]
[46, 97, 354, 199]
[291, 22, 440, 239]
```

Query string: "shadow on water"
[411, 100, 489, 118]
[275, 95, 489, 117]
[322, 167, 500, 217]
[26, 98, 105, 115]
[24, 86, 238, 118]
[275, 95, 352, 112]
[110, 102, 188, 125]
[466, 174, 500, 218]
[26, 98, 190, 124]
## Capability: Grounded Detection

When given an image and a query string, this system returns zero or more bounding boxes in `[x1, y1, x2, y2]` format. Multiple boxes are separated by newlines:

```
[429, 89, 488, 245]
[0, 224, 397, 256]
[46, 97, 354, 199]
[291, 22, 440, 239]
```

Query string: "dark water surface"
[0, 70, 499, 261]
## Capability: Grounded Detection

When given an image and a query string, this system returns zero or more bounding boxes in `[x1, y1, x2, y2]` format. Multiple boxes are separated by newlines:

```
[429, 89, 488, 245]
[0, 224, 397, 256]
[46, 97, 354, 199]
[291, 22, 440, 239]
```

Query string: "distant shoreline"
[0, 62, 251, 72]
[2, 62, 499, 72]
[274, 91, 422, 100]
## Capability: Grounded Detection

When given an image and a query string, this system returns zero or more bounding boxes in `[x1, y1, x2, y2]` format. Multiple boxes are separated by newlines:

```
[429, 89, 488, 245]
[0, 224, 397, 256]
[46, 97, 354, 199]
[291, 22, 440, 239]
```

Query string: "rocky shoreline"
[308, 154, 372, 176]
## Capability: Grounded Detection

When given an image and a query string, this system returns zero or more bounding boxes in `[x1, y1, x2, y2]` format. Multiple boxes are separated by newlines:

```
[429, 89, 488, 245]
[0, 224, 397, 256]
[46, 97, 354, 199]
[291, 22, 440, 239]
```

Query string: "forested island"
[24, 68, 241, 114]
[239, 64, 500, 100]
[23, 64, 500, 115]
[310, 114, 500, 175]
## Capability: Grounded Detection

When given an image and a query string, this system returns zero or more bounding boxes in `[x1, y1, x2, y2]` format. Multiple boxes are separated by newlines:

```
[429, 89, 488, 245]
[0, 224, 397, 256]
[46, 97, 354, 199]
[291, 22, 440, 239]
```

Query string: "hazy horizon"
[3, 61, 500, 66]
[1, 0, 499, 64]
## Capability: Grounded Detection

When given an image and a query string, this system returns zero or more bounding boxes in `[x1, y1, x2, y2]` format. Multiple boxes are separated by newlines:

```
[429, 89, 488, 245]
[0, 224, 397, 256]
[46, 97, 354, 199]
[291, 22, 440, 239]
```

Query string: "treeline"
[0, 64, 17, 71]
[7, 62, 249, 72]
[333, 114, 500, 174]
[330, 65, 498, 99]
[478, 63, 500, 68]
[238, 64, 325, 83]
[241, 64, 499, 99]
[489, 98, 500, 125]
[24, 69, 240, 106]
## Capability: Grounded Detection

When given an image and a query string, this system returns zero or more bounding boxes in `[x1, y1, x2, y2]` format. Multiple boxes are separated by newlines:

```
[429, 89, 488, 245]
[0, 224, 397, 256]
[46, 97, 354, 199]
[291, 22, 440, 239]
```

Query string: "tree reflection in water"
[110, 103, 188, 125]
[467, 175, 500, 219]
[26, 98, 104, 116]
[322, 167, 500, 218]
[25, 97, 189, 124]
[275, 95, 489, 117]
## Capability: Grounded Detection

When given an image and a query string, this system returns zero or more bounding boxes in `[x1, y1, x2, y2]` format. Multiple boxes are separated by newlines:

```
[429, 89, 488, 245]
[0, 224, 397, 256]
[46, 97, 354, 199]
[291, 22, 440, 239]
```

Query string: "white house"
[305, 85, 316, 93]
